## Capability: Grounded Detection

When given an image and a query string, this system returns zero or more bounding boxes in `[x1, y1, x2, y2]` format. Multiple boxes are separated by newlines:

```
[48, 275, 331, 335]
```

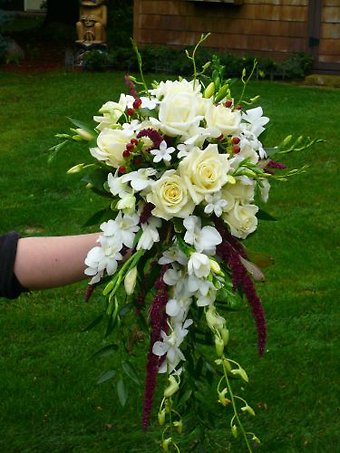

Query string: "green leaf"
[91, 343, 118, 359]
[97, 369, 115, 385]
[117, 378, 128, 406]
[67, 117, 94, 134]
[122, 361, 140, 385]
[83, 208, 111, 228]
[257, 209, 277, 221]
[82, 314, 104, 332]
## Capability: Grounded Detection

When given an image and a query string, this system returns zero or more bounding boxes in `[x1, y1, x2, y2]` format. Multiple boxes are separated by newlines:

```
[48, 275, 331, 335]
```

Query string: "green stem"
[222, 360, 253, 453]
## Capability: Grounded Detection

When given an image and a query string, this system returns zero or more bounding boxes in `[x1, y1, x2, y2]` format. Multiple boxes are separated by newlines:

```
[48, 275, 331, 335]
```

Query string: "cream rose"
[205, 103, 241, 136]
[90, 128, 133, 168]
[221, 180, 255, 206]
[222, 202, 258, 239]
[149, 79, 202, 100]
[146, 170, 195, 220]
[152, 92, 204, 138]
[178, 144, 230, 204]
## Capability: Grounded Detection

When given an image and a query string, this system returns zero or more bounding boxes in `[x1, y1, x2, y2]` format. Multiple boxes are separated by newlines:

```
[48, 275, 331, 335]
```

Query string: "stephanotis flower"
[150, 140, 176, 164]
[122, 167, 157, 191]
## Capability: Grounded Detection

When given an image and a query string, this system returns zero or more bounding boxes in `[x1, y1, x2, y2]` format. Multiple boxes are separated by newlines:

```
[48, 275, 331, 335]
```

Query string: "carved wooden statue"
[76, 0, 107, 44]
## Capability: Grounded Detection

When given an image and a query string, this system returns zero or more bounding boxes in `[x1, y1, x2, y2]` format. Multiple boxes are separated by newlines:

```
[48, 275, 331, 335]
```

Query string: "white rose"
[153, 92, 203, 138]
[149, 79, 202, 100]
[222, 202, 258, 239]
[146, 170, 195, 220]
[205, 103, 241, 136]
[221, 180, 255, 207]
[93, 94, 128, 130]
[90, 128, 133, 168]
[178, 143, 230, 204]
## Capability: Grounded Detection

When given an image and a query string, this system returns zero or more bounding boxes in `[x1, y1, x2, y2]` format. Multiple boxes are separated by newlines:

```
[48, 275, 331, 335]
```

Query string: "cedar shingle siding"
[133, 0, 340, 73]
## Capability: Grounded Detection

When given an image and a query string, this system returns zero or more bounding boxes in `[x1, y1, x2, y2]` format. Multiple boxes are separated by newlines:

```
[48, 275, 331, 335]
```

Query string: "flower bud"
[221, 328, 229, 346]
[215, 84, 230, 103]
[209, 259, 222, 275]
[164, 375, 179, 398]
[206, 307, 225, 332]
[158, 409, 166, 426]
[215, 335, 224, 357]
[162, 437, 172, 451]
[241, 404, 255, 416]
[173, 420, 183, 434]
[231, 367, 249, 383]
[75, 128, 94, 141]
[231, 424, 238, 438]
[227, 175, 236, 184]
[67, 163, 85, 174]
[218, 388, 230, 406]
[203, 81, 215, 98]
[124, 267, 137, 295]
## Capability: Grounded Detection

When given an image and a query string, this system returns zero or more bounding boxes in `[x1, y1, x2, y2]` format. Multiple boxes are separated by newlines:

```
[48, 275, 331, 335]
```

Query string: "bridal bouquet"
[52, 35, 318, 451]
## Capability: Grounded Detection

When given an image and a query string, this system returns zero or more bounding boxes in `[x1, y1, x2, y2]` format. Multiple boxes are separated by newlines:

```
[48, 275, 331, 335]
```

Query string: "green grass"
[0, 69, 339, 452]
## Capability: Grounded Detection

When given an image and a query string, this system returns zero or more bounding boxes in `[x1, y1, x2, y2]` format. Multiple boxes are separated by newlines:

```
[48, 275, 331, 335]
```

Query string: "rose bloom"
[153, 92, 204, 138]
[149, 79, 202, 100]
[146, 170, 195, 220]
[90, 128, 133, 168]
[221, 180, 255, 208]
[222, 202, 259, 239]
[178, 143, 230, 204]
[205, 103, 241, 136]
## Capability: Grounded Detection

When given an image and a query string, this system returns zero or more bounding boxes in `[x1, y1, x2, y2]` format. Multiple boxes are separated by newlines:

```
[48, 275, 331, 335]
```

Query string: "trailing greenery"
[0, 70, 338, 452]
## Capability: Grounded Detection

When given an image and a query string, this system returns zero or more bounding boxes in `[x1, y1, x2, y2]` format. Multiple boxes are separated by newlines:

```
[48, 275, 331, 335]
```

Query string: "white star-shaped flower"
[150, 140, 176, 163]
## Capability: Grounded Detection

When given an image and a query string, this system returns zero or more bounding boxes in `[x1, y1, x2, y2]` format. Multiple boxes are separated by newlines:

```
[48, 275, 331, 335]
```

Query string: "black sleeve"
[0, 232, 28, 299]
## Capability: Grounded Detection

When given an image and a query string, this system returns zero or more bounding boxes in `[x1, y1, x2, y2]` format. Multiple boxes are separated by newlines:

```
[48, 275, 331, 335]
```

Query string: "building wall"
[133, 0, 309, 61]
[133, 0, 340, 71]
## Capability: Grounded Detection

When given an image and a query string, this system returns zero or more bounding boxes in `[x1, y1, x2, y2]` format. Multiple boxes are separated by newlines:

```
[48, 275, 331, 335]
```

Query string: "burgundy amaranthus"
[215, 221, 267, 356]
[142, 266, 169, 430]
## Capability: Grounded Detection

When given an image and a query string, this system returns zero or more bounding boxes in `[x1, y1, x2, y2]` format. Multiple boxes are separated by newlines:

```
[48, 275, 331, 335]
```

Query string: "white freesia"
[101, 213, 140, 248]
[242, 106, 269, 137]
[84, 241, 123, 284]
[146, 169, 195, 221]
[90, 128, 133, 168]
[137, 216, 162, 250]
[93, 94, 127, 130]
[178, 143, 230, 204]
[183, 215, 222, 254]
[107, 172, 131, 197]
[187, 252, 211, 278]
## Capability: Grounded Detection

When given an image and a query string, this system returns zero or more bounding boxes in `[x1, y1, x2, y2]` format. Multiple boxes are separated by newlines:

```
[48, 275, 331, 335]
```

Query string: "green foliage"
[0, 71, 339, 452]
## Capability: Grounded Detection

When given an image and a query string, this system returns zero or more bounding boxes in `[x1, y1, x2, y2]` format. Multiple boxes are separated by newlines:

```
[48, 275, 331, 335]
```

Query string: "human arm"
[14, 233, 99, 290]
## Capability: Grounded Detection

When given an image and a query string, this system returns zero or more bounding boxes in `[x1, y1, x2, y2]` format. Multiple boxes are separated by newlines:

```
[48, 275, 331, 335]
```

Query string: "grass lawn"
[0, 69, 339, 452]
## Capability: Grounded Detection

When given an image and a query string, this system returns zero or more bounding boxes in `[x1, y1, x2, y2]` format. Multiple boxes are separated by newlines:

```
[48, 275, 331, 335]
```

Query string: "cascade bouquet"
[52, 35, 319, 451]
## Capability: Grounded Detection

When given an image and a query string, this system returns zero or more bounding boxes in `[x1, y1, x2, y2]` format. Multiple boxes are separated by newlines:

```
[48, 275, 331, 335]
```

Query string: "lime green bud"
[215, 84, 230, 103]
[75, 128, 93, 141]
[218, 388, 230, 407]
[221, 328, 229, 346]
[215, 335, 224, 357]
[227, 175, 236, 184]
[164, 375, 179, 398]
[241, 404, 255, 416]
[67, 163, 85, 174]
[231, 367, 249, 383]
[173, 420, 183, 434]
[252, 434, 261, 444]
[223, 358, 232, 373]
[209, 259, 222, 275]
[162, 437, 172, 451]
[124, 266, 137, 295]
[158, 409, 166, 426]
[203, 81, 215, 98]
[231, 424, 238, 438]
